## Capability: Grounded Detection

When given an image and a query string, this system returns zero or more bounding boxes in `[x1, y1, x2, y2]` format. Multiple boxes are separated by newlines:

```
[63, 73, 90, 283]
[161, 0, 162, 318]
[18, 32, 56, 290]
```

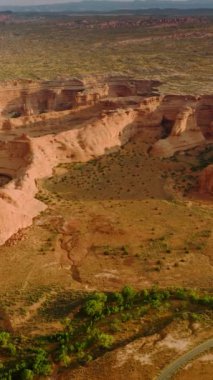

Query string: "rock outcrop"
[199, 165, 213, 195]
[151, 105, 206, 157]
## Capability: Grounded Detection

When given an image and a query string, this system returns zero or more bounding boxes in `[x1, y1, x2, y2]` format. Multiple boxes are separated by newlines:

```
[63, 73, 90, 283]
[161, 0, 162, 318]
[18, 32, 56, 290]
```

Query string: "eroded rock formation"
[151, 105, 206, 157]
[0, 76, 212, 245]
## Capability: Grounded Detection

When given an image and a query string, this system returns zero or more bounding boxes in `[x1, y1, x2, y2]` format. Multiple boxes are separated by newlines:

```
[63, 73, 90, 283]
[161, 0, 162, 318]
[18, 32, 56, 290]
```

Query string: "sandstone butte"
[0, 76, 212, 245]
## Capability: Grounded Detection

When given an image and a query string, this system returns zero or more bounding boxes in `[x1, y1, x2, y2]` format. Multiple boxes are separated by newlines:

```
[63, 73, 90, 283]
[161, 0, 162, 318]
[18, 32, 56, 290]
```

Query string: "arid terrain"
[0, 11, 212, 380]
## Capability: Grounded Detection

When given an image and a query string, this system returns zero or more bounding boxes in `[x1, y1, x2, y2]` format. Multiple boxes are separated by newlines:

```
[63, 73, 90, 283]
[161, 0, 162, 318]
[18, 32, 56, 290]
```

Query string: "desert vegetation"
[0, 286, 212, 379]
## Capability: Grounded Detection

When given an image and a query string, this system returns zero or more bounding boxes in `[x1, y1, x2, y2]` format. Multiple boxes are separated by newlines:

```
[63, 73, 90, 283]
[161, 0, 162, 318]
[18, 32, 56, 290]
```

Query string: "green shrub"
[21, 369, 34, 380]
[84, 292, 107, 318]
[32, 349, 52, 376]
[84, 299, 105, 318]
[7, 343, 16, 356]
[96, 332, 114, 349]
[110, 292, 124, 306]
[122, 286, 136, 305]
[174, 288, 188, 300]
[0, 332, 10, 346]
[58, 350, 71, 367]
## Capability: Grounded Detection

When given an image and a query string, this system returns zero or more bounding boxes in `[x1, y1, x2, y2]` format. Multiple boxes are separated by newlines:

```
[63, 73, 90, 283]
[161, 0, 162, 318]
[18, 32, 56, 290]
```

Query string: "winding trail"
[157, 338, 213, 380]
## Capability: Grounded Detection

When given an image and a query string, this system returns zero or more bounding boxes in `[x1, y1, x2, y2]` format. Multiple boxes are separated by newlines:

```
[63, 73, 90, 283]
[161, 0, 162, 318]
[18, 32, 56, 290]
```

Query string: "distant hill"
[0, 1, 213, 13]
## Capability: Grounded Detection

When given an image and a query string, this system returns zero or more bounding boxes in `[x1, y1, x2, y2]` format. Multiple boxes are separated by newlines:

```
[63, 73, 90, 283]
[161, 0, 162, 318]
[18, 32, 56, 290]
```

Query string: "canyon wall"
[0, 77, 212, 245]
[0, 107, 137, 245]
